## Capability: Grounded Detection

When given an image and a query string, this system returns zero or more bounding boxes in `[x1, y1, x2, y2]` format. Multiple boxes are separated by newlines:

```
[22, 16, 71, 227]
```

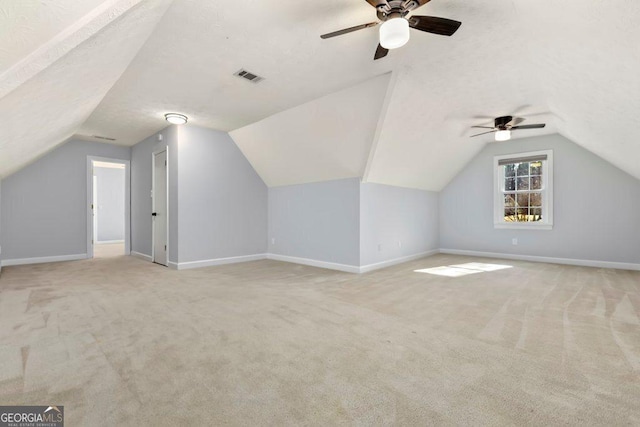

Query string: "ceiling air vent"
[234, 69, 264, 84]
[92, 135, 116, 141]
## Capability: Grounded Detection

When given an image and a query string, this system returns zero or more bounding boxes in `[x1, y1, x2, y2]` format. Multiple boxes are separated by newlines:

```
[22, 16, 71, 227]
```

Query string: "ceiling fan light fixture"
[379, 18, 410, 49]
[165, 113, 188, 125]
[495, 130, 511, 142]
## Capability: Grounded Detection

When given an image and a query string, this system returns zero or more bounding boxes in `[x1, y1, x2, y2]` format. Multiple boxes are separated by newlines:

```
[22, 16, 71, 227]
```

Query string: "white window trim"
[493, 149, 553, 230]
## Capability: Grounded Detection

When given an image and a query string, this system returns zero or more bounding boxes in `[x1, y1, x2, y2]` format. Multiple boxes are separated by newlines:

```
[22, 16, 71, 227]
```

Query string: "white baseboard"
[173, 254, 267, 270]
[267, 253, 360, 273]
[439, 249, 640, 271]
[359, 250, 439, 273]
[130, 251, 153, 262]
[96, 240, 124, 245]
[2, 253, 88, 267]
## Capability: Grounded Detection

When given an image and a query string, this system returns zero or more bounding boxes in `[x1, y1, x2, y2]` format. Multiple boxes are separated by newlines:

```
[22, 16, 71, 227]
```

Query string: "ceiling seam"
[0, 0, 150, 100]
[362, 70, 398, 183]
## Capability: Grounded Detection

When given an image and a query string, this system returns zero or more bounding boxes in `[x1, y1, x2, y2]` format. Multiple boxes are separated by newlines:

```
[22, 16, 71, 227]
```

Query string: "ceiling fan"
[470, 116, 546, 141]
[320, 0, 462, 60]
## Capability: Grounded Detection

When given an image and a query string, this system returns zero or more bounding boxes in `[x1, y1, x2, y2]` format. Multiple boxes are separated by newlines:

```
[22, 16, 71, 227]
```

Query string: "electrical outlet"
[271, 238, 275, 245]
[398, 241, 402, 248]
[378, 244, 382, 252]
[512, 238, 518, 246]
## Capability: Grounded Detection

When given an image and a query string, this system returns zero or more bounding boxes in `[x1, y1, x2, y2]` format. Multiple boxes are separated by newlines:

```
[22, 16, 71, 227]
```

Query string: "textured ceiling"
[0, 0, 173, 177]
[0, 0, 105, 74]
[365, 0, 559, 190]
[230, 73, 391, 187]
[514, 0, 640, 184]
[2, 0, 640, 189]
[77, 0, 395, 145]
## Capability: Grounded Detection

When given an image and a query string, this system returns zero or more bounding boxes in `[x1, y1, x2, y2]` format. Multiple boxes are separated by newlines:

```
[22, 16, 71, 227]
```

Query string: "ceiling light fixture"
[165, 113, 188, 125]
[495, 130, 511, 142]
[379, 18, 410, 50]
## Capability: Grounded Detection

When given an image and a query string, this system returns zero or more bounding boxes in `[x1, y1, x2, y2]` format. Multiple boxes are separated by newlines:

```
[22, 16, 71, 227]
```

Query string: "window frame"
[493, 149, 553, 230]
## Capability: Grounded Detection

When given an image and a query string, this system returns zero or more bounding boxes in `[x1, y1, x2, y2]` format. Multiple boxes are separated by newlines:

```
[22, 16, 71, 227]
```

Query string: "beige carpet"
[93, 243, 125, 258]
[0, 254, 639, 425]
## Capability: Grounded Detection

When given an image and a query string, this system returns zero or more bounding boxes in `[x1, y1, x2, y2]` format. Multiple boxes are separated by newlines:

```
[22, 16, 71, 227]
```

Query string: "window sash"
[501, 178, 545, 192]
[494, 150, 553, 229]
[498, 154, 547, 166]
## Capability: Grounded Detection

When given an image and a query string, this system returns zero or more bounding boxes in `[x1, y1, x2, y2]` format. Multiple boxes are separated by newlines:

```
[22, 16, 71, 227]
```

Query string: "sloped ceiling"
[2, 0, 640, 189]
[515, 1, 640, 183]
[77, 0, 394, 145]
[365, 0, 640, 190]
[0, 0, 106, 81]
[364, 0, 559, 190]
[230, 73, 391, 187]
[0, 0, 173, 177]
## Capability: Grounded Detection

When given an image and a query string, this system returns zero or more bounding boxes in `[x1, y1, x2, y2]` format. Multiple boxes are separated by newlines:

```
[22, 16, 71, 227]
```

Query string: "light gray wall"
[177, 126, 267, 262]
[0, 140, 130, 260]
[268, 178, 360, 267]
[168, 126, 179, 263]
[131, 133, 156, 256]
[131, 126, 179, 259]
[95, 167, 125, 242]
[440, 134, 640, 264]
[360, 182, 439, 266]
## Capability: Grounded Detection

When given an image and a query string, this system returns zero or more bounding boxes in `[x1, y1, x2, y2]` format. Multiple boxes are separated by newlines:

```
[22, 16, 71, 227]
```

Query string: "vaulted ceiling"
[1, 0, 639, 190]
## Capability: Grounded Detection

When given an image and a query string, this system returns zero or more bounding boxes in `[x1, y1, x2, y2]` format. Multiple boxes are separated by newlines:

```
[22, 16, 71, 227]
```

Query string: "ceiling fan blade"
[471, 126, 495, 129]
[511, 124, 546, 130]
[509, 117, 525, 126]
[366, 0, 389, 8]
[403, 0, 432, 12]
[374, 44, 389, 60]
[409, 16, 462, 36]
[509, 104, 532, 117]
[320, 22, 379, 39]
[470, 130, 497, 138]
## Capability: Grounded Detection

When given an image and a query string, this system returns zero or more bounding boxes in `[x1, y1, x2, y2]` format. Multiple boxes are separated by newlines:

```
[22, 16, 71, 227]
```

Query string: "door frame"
[151, 146, 169, 264]
[92, 175, 98, 247]
[86, 156, 131, 258]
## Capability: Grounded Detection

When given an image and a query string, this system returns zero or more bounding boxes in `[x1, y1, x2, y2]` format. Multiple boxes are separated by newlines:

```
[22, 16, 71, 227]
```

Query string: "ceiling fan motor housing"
[375, 0, 412, 20]
[377, 9, 406, 21]
[321, 0, 462, 60]
[495, 115, 513, 130]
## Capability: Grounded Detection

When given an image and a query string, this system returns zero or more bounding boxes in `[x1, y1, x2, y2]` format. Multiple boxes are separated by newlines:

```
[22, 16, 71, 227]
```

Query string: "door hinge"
[164, 245, 167, 251]
[165, 160, 167, 166]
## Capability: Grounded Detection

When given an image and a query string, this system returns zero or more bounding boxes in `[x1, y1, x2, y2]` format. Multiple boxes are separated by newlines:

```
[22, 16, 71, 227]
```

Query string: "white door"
[92, 175, 98, 251]
[153, 150, 168, 266]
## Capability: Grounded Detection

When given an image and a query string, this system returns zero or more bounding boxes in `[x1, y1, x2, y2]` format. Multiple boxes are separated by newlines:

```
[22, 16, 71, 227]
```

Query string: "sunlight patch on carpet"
[414, 263, 513, 277]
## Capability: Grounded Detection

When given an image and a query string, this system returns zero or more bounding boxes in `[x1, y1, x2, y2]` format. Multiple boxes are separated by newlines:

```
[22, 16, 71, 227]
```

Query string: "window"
[494, 150, 553, 230]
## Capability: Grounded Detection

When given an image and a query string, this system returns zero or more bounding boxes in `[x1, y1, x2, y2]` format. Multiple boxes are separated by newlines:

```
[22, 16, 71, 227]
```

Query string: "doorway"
[152, 149, 168, 266]
[86, 157, 131, 258]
